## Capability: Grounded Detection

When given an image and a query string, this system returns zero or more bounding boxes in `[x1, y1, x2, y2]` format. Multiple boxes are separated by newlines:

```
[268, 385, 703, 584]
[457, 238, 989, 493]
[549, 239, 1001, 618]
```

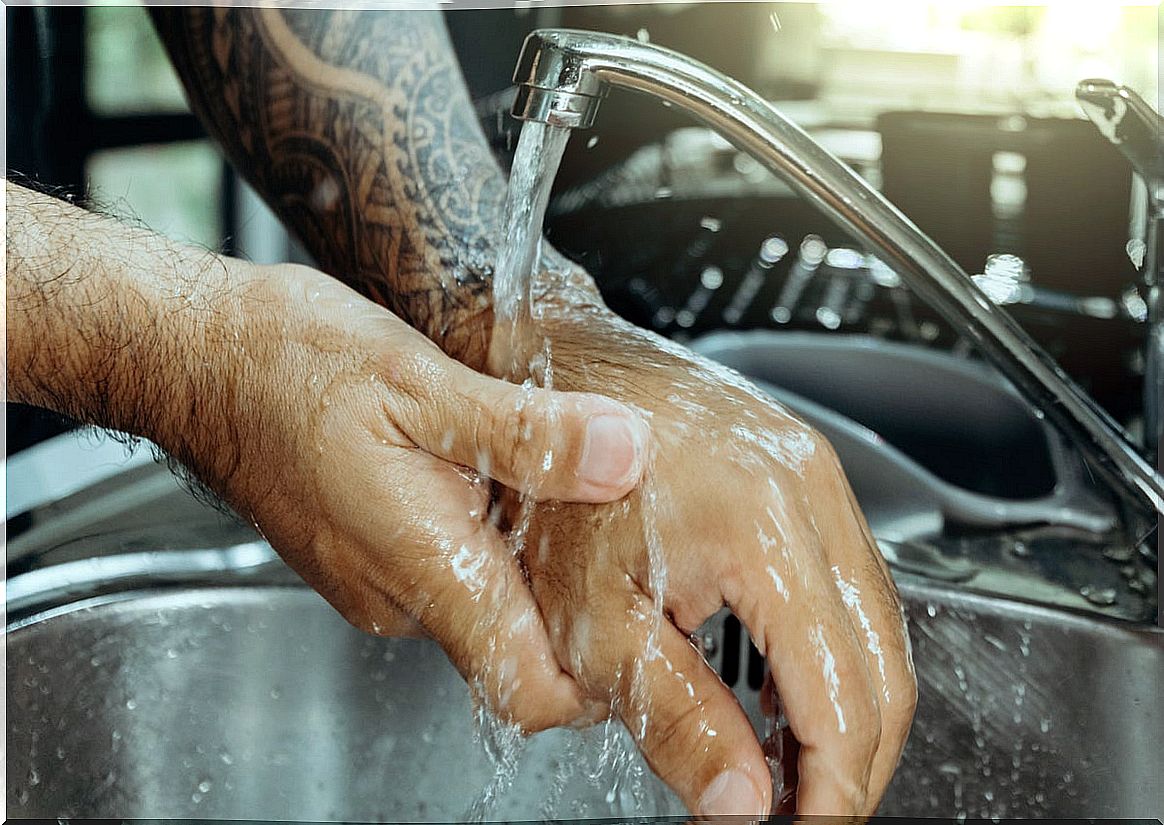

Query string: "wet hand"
[500, 280, 917, 818]
[177, 263, 651, 731]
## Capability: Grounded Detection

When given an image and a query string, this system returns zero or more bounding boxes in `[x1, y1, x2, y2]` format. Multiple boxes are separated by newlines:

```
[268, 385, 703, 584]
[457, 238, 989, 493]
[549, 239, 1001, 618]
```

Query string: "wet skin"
[148, 6, 915, 816]
[492, 267, 917, 817]
[6, 183, 648, 743]
[7, 174, 915, 817]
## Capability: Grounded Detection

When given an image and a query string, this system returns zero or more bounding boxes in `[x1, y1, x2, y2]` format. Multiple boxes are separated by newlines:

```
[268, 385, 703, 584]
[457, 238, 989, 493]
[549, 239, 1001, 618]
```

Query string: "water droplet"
[700, 266, 724, 290]
[635, 27, 650, 43]
[1080, 585, 1117, 606]
[586, 135, 599, 149]
[198, 780, 212, 793]
[125, 698, 137, 710]
[1127, 237, 1147, 269]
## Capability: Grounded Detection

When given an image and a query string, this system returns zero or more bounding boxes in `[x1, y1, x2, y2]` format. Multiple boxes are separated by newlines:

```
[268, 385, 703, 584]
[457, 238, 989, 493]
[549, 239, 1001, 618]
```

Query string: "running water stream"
[491, 122, 573, 381]
[465, 121, 677, 820]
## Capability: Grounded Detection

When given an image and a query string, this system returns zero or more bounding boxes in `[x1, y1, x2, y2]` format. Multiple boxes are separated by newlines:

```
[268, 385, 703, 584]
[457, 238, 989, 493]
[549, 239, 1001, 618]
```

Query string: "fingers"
[391, 510, 587, 732]
[820, 476, 918, 815]
[728, 525, 882, 817]
[578, 589, 771, 818]
[316, 429, 586, 733]
[393, 354, 650, 503]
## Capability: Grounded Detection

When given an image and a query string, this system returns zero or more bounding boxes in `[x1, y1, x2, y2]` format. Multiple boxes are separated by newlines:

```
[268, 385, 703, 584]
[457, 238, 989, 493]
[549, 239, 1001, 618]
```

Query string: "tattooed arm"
[152, 7, 505, 369]
[153, 10, 916, 817]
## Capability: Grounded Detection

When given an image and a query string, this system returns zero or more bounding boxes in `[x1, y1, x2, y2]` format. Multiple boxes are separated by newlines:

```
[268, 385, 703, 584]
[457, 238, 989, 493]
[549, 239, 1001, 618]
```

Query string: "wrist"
[484, 254, 609, 379]
[5, 182, 256, 486]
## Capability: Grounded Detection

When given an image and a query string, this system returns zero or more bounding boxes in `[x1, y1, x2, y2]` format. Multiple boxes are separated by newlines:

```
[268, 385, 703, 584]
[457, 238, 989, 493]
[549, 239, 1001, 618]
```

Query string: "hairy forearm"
[5, 180, 244, 480]
[151, 8, 504, 368]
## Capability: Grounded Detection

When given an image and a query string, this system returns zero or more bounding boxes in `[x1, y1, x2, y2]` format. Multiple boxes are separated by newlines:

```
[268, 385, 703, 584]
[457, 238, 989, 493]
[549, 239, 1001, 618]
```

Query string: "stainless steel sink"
[8, 568, 1162, 819]
[6, 328, 1159, 820]
[691, 331, 1119, 542]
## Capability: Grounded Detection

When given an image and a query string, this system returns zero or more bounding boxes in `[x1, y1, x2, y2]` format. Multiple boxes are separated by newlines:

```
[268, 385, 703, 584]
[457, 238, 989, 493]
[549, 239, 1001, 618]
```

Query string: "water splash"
[463, 702, 527, 822]
[478, 115, 680, 817]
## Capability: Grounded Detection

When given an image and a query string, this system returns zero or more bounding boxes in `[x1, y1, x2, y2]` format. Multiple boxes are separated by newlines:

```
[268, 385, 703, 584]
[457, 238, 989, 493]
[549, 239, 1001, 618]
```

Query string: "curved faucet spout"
[511, 28, 1164, 519]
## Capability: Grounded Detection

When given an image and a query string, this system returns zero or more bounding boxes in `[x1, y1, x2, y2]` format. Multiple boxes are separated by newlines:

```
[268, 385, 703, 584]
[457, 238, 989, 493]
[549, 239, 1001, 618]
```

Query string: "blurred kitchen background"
[6, 1, 1159, 456]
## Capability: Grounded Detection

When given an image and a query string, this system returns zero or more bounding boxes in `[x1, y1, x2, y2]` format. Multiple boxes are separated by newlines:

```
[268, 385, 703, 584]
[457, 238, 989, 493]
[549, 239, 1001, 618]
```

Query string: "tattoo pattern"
[152, 8, 506, 365]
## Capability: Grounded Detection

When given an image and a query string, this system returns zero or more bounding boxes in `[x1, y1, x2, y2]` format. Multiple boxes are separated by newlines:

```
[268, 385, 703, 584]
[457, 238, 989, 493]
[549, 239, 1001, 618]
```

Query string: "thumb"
[396, 357, 650, 503]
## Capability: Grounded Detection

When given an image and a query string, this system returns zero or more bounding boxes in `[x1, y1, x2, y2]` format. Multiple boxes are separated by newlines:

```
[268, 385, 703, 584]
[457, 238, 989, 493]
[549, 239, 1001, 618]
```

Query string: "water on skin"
[474, 118, 866, 816]
[464, 119, 683, 818]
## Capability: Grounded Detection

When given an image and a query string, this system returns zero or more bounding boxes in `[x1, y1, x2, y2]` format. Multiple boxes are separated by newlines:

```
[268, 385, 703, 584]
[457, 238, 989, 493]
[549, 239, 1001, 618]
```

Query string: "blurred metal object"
[693, 331, 1123, 548]
[7, 575, 1162, 818]
[511, 29, 1164, 524]
[1077, 80, 1164, 478]
[769, 234, 825, 324]
[1076, 79, 1164, 203]
[972, 253, 1033, 307]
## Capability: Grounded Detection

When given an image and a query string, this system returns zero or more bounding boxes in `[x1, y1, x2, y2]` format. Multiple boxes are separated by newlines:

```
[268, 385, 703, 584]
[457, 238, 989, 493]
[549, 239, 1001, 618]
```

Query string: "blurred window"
[813, 2, 1158, 120]
[87, 141, 224, 251]
[86, 5, 189, 115]
[82, 6, 224, 251]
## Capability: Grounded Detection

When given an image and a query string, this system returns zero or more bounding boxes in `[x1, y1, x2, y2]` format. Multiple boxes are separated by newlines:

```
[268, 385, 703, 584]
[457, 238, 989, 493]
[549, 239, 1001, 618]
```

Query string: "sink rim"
[9, 574, 1162, 649]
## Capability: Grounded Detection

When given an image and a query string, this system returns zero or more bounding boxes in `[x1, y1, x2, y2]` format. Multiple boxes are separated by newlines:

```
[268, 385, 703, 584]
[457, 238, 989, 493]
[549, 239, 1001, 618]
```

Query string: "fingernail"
[698, 769, 766, 818]
[578, 413, 645, 489]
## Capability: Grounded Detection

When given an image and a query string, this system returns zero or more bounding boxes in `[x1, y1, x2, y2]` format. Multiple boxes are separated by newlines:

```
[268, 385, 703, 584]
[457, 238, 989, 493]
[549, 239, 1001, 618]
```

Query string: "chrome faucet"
[510, 28, 1164, 522]
[1076, 80, 1164, 460]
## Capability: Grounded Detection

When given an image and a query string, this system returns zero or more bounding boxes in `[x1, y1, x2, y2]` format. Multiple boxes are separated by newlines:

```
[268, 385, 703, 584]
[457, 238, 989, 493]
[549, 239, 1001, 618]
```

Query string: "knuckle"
[505, 691, 577, 735]
[492, 394, 552, 481]
[890, 672, 920, 732]
[473, 400, 500, 463]
[806, 427, 841, 468]
[490, 403, 527, 474]
[496, 682, 547, 731]
[480, 649, 582, 735]
[848, 687, 883, 759]
[644, 697, 705, 756]
[393, 347, 445, 400]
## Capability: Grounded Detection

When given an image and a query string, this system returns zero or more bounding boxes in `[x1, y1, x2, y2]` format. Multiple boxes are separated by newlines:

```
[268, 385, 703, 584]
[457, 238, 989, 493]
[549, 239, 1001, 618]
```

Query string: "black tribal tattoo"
[151, 8, 507, 367]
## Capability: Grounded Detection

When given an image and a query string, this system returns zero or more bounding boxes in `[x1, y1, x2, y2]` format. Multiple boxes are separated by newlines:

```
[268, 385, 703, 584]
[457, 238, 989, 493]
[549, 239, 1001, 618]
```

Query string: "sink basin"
[8, 570, 1162, 819]
[691, 331, 1118, 541]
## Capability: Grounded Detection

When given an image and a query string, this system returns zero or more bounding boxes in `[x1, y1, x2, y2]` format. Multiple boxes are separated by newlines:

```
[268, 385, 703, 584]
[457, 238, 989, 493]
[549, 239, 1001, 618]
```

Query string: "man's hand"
[5, 181, 650, 731]
[498, 272, 918, 818]
[202, 264, 652, 730]
[149, 7, 917, 814]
